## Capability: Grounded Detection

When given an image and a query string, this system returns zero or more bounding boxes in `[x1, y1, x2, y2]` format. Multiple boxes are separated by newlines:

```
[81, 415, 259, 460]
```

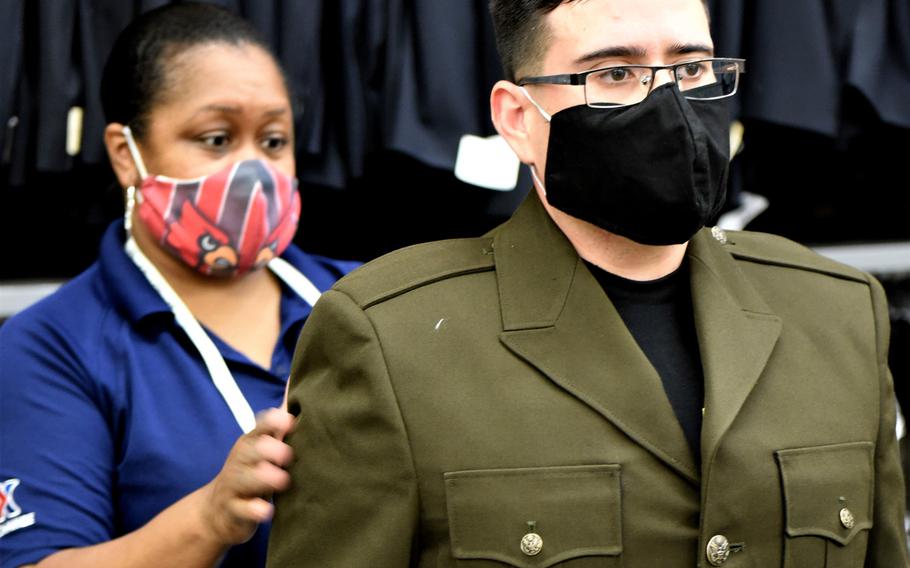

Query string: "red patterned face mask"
[124, 128, 300, 277]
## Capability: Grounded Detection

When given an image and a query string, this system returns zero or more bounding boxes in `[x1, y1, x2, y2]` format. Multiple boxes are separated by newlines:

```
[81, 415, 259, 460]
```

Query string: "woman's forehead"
[156, 42, 290, 111]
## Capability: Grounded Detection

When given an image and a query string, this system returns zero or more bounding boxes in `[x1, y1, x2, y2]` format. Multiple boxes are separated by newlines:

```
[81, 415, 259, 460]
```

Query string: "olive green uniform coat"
[268, 195, 908, 567]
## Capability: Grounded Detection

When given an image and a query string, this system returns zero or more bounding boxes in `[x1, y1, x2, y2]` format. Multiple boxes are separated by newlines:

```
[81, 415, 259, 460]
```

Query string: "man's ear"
[490, 80, 541, 166]
[104, 123, 142, 190]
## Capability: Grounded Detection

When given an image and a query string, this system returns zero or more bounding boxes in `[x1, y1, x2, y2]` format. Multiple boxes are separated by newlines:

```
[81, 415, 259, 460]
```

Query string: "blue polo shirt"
[0, 221, 359, 568]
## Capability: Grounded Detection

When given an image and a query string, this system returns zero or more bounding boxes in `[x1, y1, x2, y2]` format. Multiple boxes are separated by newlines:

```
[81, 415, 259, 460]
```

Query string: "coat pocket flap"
[776, 442, 874, 546]
[444, 464, 622, 568]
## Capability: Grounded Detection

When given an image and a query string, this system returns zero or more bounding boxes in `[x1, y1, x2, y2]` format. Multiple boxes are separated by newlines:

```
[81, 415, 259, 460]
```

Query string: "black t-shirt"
[585, 260, 705, 461]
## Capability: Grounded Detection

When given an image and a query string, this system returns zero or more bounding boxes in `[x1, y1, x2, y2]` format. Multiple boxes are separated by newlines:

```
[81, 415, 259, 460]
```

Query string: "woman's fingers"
[253, 433, 294, 467]
[231, 432, 292, 469]
[251, 408, 295, 440]
[225, 496, 275, 526]
[227, 459, 291, 497]
[203, 407, 296, 544]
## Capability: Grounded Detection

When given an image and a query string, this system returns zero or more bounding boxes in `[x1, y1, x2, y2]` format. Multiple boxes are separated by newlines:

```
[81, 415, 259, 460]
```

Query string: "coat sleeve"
[267, 289, 419, 568]
[867, 277, 910, 566]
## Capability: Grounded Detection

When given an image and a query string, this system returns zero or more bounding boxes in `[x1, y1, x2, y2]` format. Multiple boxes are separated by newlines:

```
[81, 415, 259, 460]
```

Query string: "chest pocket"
[776, 442, 874, 568]
[444, 464, 622, 568]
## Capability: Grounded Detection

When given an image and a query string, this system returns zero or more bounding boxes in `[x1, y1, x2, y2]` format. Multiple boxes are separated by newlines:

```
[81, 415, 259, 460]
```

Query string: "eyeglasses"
[517, 57, 746, 109]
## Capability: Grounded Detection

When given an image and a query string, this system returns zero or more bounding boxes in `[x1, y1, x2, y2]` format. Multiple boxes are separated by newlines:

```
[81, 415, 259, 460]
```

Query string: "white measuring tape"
[124, 236, 320, 433]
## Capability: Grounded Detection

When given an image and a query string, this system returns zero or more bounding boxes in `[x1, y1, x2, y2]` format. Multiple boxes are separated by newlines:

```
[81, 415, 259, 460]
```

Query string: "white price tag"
[455, 134, 521, 192]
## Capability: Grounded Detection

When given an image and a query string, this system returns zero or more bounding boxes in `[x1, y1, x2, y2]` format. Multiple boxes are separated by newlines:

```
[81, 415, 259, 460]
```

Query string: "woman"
[0, 4, 357, 567]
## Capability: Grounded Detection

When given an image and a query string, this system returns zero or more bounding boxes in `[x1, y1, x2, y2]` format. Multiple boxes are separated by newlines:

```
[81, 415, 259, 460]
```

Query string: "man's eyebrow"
[573, 43, 715, 67]
[668, 42, 715, 56]
[573, 45, 648, 66]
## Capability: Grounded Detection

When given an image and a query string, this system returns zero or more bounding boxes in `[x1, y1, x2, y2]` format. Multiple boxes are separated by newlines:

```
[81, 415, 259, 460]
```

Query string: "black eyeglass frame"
[516, 57, 746, 108]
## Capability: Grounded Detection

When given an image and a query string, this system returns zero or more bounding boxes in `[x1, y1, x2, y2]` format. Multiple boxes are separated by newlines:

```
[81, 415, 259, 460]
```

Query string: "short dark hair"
[100, 2, 279, 139]
[489, 0, 710, 82]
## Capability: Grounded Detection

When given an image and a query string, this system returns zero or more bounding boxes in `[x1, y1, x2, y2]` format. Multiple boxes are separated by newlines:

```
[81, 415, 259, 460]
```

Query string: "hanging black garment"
[0, 0, 25, 174]
[382, 0, 501, 171]
[848, 0, 910, 130]
[294, 0, 383, 188]
[76, 1, 134, 165]
[271, 1, 325, 158]
[379, 0, 525, 224]
[296, 0, 511, 190]
[21, 0, 129, 173]
[708, 0, 910, 134]
[704, 0, 910, 243]
[33, 0, 83, 173]
[741, 0, 859, 136]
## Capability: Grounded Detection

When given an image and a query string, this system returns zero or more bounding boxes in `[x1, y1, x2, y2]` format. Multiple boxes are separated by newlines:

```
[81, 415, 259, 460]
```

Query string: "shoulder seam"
[730, 251, 870, 285]
[359, 264, 495, 309]
[334, 237, 495, 309]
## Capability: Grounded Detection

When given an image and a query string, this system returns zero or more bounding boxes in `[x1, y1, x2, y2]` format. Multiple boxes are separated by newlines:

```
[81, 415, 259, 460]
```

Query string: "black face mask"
[538, 83, 731, 245]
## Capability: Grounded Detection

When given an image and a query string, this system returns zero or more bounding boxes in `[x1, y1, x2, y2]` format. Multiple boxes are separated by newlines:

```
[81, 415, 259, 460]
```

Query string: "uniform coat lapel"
[495, 195, 782, 485]
[687, 230, 782, 466]
[496, 195, 699, 483]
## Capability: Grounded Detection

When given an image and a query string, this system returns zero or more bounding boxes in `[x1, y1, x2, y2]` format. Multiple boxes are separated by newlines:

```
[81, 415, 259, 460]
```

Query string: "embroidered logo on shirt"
[0, 478, 36, 538]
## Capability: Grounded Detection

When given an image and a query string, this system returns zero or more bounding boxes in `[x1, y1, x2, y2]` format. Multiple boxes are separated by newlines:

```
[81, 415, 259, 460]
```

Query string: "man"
[267, 0, 909, 566]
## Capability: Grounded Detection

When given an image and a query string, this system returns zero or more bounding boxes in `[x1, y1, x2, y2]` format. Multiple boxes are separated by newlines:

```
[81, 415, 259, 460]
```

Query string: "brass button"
[706, 534, 731, 566]
[520, 532, 543, 556]
[840, 507, 855, 529]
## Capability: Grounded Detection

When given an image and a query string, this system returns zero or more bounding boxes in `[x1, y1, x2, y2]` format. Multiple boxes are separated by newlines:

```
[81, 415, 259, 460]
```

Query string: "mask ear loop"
[517, 87, 551, 196]
[518, 86, 552, 123]
[121, 126, 149, 236]
[529, 165, 548, 197]
[122, 125, 149, 179]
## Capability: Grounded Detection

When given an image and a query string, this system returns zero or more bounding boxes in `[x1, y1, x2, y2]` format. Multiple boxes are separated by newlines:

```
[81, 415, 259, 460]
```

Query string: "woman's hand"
[30, 409, 296, 568]
[199, 408, 295, 545]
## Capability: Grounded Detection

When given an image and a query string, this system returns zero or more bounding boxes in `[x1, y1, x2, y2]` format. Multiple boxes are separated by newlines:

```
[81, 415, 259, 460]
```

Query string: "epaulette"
[718, 228, 869, 285]
[334, 237, 496, 309]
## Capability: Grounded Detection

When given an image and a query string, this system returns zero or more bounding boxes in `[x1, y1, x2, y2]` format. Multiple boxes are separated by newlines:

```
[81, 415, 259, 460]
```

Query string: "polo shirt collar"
[99, 220, 317, 333]
[98, 220, 173, 324]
